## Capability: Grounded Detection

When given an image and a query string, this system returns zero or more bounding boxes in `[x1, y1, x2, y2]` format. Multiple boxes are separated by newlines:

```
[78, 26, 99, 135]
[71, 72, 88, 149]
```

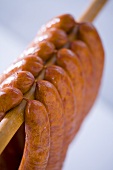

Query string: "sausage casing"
[44, 65, 76, 167]
[0, 71, 35, 94]
[45, 65, 76, 142]
[56, 48, 85, 132]
[35, 80, 64, 170]
[35, 28, 68, 49]
[71, 40, 94, 117]
[38, 14, 75, 34]
[77, 22, 104, 97]
[19, 100, 50, 170]
[0, 87, 23, 120]
[0, 55, 43, 83]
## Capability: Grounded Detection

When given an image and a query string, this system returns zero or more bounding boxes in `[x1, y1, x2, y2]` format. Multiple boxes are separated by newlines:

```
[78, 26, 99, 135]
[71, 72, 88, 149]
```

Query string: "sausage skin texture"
[35, 28, 68, 49]
[44, 65, 76, 167]
[56, 48, 85, 132]
[27, 40, 56, 62]
[77, 22, 104, 101]
[19, 100, 50, 170]
[0, 55, 43, 84]
[70, 40, 94, 117]
[0, 71, 35, 94]
[38, 14, 75, 34]
[35, 80, 64, 170]
[45, 65, 75, 142]
[0, 87, 23, 121]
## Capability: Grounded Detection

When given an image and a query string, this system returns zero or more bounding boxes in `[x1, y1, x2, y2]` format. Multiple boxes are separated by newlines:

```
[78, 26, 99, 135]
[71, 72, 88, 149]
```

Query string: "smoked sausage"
[19, 100, 50, 170]
[77, 22, 104, 101]
[56, 48, 85, 133]
[71, 40, 94, 117]
[0, 87, 23, 121]
[34, 28, 68, 49]
[0, 55, 43, 83]
[38, 14, 75, 34]
[35, 80, 64, 170]
[0, 71, 35, 94]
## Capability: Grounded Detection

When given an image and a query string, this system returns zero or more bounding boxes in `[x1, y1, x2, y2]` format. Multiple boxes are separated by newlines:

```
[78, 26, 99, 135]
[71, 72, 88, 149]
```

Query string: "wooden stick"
[0, 0, 107, 154]
[78, 0, 108, 22]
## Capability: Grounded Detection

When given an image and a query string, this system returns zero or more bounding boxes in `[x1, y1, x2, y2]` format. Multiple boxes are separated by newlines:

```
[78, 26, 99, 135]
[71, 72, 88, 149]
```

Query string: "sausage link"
[0, 71, 35, 94]
[28, 40, 56, 62]
[56, 48, 85, 133]
[38, 14, 75, 34]
[0, 87, 23, 121]
[70, 40, 94, 117]
[16, 40, 55, 63]
[19, 100, 50, 170]
[45, 65, 75, 142]
[77, 22, 104, 98]
[35, 80, 64, 170]
[34, 28, 68, 49]
[0, 55, 43, 84]
[44, 65, 76, 168]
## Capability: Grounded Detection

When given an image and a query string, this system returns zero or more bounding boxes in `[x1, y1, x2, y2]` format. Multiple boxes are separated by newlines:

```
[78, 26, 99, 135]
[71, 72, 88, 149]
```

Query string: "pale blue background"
[0, 1, 113, 170]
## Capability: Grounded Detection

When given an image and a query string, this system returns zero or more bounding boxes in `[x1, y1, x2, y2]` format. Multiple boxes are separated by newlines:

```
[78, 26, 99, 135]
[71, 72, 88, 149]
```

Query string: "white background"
[0, 0, 113, 170]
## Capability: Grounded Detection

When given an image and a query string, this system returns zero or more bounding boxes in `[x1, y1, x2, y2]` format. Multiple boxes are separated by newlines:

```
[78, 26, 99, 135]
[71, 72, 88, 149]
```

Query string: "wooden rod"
[0, 0, 108, 154]
[78, 0, 108, 22]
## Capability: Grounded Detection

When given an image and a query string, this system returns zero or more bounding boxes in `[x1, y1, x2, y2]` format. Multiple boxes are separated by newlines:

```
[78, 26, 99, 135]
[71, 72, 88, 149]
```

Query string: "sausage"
[0, 71, 35, 94]
[44, 65, 76, 167]
[13, 51, 43, 63]
[0, 87, 23, 121]
[19, 100, 50, 170]
[35, 80, 64, 170]
[56, 48, 85, 133]
[44, 65, 75, 142]
[0, 55, 43, 84]
[28, 40, 56, 62]
[38, 14, 75, 34]
[70, 40, 94, 117]
[16, 40, 56, 63]
[34, 28, 68, 49]
[77, 22, 104, 99]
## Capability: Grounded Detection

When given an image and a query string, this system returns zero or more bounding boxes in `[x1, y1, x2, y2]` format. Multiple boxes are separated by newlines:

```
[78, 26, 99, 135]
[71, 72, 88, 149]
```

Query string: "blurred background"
[0, 0, 113, 169]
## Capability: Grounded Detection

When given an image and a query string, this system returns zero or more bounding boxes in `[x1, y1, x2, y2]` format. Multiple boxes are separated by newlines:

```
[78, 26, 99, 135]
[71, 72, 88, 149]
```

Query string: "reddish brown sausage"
[28, 40, 56, 61]
[0, 71, 35, 94]
[56, 48, 85, 133]
[19, 100, 50, 170]
[45, 65, 75, 142]
[16, 40, 56, 63]
[0, 87, 23, 121]
[38, 14, 75, 34]
[35, 80, 64, 170]
[70, 40, 94, 117]
[0, 55, 43, 84]
[77, 22, 104, 101]
[34, 28, 68, 49]
[44, 65, 76, 168]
